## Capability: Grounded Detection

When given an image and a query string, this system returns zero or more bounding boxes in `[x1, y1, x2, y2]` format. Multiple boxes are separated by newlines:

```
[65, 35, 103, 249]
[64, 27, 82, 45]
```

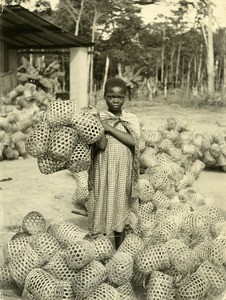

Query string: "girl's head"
[104, 78, 127, 114]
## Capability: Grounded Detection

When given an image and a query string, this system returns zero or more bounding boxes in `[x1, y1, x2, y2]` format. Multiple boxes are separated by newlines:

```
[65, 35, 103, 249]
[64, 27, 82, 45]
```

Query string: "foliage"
[17, 55, 66, 93]
[5, 0, 226, 100]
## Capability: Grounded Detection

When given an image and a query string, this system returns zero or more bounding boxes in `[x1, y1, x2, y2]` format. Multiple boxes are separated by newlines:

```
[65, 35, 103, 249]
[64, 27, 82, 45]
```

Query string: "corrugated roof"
[0, 5, 93, 49]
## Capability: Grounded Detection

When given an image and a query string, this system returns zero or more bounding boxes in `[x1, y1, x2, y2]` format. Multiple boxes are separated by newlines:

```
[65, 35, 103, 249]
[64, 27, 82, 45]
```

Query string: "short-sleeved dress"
[88, 110, 140, 235]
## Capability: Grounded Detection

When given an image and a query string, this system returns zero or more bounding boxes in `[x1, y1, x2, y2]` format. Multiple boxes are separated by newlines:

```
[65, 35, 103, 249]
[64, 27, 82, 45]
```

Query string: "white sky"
[22, 0, 226, 28]
[140, 0, 226, 28]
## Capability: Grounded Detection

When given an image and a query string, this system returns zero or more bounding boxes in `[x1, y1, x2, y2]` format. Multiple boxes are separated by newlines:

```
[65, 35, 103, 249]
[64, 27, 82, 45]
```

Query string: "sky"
[22, 0, 226, 28]
[139, 0, 226, 28]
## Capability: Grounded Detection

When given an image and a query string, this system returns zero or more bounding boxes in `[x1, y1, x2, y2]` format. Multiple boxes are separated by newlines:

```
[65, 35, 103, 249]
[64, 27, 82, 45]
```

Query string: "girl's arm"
[102, 122, 135, 148]
[95, 131, 108, 150]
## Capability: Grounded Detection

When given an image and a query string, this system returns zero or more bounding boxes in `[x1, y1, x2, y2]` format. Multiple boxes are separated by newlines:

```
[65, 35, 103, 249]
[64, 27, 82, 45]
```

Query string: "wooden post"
[70, 47, 89, 110]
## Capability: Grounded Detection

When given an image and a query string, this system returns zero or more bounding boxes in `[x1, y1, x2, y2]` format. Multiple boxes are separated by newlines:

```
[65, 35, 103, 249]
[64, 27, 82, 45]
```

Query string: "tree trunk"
[169, 47, 175, 86]
[197, 43, 203, 92]
[89, 8, 98, 94]
[117, 62, 122, 77]
[62, 54, 66, 92]
[103, 55, 110, 92]
[164, 74, 167, 99]
[206, 0, 215, 97]
[75, 0, 85, 35]
[222, 55, 226, 102]
[175, 42, 181, 88]
[161, 28, 165, 83]
[186, 58, 192, 98]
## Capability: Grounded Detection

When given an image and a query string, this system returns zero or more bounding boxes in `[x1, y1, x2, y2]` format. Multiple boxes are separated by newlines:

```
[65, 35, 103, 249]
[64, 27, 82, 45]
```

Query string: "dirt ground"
[1, 102, 226, 299]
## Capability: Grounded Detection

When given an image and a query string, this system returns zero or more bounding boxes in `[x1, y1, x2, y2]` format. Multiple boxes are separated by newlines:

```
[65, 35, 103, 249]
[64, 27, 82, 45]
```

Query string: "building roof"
[0, 5, 93, 49]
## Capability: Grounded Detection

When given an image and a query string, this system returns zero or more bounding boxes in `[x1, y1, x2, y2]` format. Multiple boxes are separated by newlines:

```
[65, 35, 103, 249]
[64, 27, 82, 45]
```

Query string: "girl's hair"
[104, 78, 127, 94]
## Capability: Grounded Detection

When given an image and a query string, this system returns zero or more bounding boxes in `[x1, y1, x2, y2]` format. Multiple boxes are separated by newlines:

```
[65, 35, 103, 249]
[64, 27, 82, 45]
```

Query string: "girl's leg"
[114, 230, 125, 250]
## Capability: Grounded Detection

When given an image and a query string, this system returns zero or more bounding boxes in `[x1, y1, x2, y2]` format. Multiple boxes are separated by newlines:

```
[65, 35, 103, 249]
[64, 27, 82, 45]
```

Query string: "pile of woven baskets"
[0, 211, 139, 299]
[140, 117, 226, 172]
[1, 201, 226, 300]
[25, 100, 103, 174]
[0, 83, 54, 161]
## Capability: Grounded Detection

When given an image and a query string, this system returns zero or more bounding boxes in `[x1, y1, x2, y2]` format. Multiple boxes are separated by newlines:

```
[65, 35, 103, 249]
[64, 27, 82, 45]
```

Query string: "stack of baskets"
[0, 83, 55, 161]
[0, 212, 123, 300]
[1, 200, 226, 299]
[26, 100, 104, 174]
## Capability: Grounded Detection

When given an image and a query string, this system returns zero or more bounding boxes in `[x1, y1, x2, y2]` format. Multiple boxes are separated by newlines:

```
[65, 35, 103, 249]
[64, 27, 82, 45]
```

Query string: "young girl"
[88, 78, 140, 249]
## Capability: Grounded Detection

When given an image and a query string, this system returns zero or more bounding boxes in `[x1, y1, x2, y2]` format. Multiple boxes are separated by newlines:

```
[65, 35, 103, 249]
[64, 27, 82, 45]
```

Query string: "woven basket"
[30, 232, 62, 260]
[181, 211, 210, 236]
[139, 139, 146, 154]
[54, 222, 88, 247]
[201, 136, 212, 151]
[216, 152, 226, 166]
[138, 178, 155, 203]
[9, 243, 45, 288]
[72, 184, 89, 206]
[177, 273, 209, 300]
[165, 239, 195, 274]
[88, 234, 115, 262]
[138, 213, 157, 237]
[63, 240, 95, 270]
[22, 211, 46, 235]
[86, 283, 120, 300]
[140, 148, 158, 168]
[210, 143, 221, 158]
[196, 260, 226, 296]
[212, 131, 225, 144]
[212, 220, 226, 236]
[189, 159, 205, 176]
[61, 281, 75, 300]
[152, 190, 171, 209]
[106, 252, 134, 286]
[24, 268, 64, 300]
[209, 235, 226, 265]
[156, 152, 171, 165]
[116, 282, 136, 300]
[46, 100, 77, 127]
[151, 170, 169, 190]
[220, 144, 226, 156]
[167, 147, 183, 162]
[203, 150, 216, 166]
[26, 121, 50, 158]
[37, 154, 67, 174]
[182, 144, 196, 155]
[192, 240, 211, 263]
[135, 244, 170, 274]
[11, 231, 31, 241]
[139, 202, 154, 216]
[195, 205, 224, 227]
[22, 288, 36, 300]
[141, 130, 162, 146]
[165, 129, 179, 142]
[71, 108, 103, 144]
[147, 271, 173, 300]
[67, 141, 91, 173]
[0, 265, 15, 289]
[3, 236, 31, 262]
[151, 218, 179, 243]
[176, 173, 196, 191]
[158, 138, 174, 152]
[72, 260, 107, 298]
[43, 252, 77, 282]
[48, 126, 78, 160]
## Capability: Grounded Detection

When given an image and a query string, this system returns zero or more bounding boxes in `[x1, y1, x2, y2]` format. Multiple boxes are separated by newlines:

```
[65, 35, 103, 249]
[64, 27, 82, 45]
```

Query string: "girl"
[88, 78, 140, 249]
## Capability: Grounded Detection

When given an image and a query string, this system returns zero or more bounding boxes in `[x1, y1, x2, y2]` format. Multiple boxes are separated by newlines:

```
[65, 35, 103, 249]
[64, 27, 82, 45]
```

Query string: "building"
[0, 5, 93, 108]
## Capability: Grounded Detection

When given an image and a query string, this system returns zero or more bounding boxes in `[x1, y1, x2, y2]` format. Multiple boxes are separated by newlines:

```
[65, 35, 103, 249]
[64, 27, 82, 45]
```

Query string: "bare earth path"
[1, 103, 226, 299]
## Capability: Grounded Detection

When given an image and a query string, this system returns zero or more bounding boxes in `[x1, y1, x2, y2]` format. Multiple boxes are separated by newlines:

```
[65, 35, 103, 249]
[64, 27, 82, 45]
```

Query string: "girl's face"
[104, 86, 126, 113]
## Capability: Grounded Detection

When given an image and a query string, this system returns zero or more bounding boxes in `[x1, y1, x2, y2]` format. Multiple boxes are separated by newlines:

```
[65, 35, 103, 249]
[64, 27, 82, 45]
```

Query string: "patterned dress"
[88, 110, 140, 235]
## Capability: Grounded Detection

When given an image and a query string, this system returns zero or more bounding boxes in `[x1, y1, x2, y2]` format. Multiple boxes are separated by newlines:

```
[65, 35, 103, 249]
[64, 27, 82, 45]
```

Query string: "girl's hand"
[101, 121, 112, 133]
